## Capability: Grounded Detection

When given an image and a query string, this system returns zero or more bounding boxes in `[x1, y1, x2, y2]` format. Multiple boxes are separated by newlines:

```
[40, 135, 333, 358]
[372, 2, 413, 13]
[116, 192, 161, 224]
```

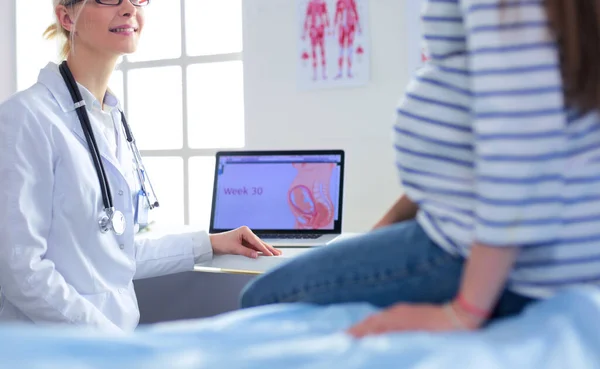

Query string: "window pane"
[188, 156, 216, 228]
[127, 1, 181, 62]
[141, 157, 184, 226]
[16, 1, 57, 91]
[109, 70, 124, 105]
[127, 66, 183, 150]
[187, 61, 244, 148]
[185, 0, 243, 56]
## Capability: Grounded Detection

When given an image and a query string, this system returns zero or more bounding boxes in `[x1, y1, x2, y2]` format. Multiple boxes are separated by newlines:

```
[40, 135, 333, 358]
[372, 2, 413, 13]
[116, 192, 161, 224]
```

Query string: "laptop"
[209, 150, 345, 247]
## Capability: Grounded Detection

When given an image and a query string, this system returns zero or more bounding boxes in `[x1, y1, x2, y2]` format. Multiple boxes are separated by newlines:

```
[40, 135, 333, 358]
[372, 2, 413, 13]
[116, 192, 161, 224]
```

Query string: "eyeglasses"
[63, 0, 150, 7]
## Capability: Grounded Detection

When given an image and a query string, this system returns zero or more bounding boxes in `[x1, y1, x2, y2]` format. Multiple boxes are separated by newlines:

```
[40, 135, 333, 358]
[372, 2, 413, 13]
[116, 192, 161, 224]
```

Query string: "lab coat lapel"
[65, 113, 122, 175]
[37, 62, 124, 179]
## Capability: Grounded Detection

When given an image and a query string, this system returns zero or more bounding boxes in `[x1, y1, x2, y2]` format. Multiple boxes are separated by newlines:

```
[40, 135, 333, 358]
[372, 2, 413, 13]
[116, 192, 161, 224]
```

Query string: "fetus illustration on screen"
[302, 0, 330, 81]
[334, 0, 361, 79]
[288, 163, 336, 229]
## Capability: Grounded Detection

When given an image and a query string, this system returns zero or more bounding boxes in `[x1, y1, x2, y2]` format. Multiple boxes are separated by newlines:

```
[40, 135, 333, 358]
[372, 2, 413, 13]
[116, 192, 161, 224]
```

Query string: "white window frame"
[120, 1, 243, 224]
[14, 0, 245, 226]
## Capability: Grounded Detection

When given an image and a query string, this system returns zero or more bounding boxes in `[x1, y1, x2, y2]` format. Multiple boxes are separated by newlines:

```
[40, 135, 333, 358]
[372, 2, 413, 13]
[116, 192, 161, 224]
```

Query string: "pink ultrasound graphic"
[287, 163, 336, 229]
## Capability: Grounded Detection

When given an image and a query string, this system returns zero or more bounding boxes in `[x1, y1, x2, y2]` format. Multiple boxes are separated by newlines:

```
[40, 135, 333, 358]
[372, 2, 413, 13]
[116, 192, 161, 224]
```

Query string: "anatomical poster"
[296, 0, 370, 91]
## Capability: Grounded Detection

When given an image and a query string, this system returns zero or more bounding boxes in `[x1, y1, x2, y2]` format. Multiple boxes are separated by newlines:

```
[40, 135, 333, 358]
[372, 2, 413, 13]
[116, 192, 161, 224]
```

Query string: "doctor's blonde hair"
[43, 0, 90, 59]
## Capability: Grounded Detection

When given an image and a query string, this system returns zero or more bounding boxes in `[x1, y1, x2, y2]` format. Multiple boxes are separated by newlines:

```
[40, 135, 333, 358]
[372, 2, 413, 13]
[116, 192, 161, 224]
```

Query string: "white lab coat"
[0, 62, 213, 332]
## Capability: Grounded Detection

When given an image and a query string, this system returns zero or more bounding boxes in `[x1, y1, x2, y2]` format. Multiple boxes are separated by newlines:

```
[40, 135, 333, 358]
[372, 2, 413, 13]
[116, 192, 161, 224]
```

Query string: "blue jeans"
[240, 220, 535, 321]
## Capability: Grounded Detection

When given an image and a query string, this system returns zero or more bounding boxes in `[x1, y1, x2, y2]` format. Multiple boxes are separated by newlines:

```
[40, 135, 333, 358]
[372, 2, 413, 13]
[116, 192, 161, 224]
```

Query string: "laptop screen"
[210, 151, 344, 233]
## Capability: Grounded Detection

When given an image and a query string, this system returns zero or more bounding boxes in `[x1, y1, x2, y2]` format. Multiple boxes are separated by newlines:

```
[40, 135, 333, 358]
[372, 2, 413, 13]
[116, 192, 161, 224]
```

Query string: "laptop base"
[261, 234, 340, 248]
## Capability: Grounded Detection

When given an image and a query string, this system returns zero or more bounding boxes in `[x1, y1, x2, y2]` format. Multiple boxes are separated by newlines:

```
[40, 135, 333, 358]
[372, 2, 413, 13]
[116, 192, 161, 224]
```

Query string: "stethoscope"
[58, 60, 159, 236]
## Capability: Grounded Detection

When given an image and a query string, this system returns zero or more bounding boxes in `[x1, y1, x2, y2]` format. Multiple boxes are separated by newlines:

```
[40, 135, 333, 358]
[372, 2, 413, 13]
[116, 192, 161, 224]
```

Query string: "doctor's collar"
[77, 82, 120, 112]
[103, 89, 120, 110]
[38, 62, 122, 113]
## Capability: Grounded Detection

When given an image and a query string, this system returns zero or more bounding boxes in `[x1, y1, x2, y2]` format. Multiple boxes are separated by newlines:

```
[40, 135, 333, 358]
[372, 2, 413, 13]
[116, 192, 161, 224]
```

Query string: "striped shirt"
[395, 0, 600, 298]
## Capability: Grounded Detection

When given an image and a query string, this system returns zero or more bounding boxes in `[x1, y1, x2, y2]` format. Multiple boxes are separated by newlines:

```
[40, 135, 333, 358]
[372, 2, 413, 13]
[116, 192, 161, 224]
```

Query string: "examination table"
[1, 286, 599, 368]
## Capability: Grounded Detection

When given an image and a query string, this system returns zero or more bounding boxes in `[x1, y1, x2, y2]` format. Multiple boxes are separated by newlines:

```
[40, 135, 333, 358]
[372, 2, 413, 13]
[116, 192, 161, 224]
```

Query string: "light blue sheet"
[1, 287, 600, 369]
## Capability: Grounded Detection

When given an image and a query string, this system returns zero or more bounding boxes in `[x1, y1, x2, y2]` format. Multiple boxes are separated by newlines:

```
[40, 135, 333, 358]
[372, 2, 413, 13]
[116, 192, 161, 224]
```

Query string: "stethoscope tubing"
[59, 61, 114, 211]
[58, 60, 159, 233]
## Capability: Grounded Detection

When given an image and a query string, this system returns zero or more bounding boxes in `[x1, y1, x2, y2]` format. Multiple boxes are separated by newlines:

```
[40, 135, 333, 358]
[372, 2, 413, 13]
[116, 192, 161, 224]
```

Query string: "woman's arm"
[454, 0, 567, 322]
[0, 101, 121, 332]
[452, 244, 520, 327]
[372, 194, 418, 229]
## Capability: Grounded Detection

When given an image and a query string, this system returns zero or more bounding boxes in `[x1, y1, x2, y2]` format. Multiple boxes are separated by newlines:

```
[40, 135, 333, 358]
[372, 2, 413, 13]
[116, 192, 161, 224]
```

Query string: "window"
[15, 0, 245, 228]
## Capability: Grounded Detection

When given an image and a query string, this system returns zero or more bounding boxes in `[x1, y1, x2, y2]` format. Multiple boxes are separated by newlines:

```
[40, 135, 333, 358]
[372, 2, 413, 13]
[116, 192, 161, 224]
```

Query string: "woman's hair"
[43, 0, 89, 59]
[544, 0, 600, 112]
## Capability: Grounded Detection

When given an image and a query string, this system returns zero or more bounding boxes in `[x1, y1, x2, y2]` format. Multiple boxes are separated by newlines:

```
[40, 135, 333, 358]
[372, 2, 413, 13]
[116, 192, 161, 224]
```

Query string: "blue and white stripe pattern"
[395, 0, 600, 298]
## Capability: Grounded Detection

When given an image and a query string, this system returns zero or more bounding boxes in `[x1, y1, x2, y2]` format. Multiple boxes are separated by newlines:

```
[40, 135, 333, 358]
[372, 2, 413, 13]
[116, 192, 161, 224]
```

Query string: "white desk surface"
[137, 224, 360, 275]
[194, 248, 310, 275]
[200, 232, 361, 274]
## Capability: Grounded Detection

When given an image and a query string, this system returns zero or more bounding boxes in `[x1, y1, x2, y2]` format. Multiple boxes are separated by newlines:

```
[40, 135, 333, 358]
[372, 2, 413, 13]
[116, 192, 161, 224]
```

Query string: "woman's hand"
[372, 195, 418, 230]
[209, 226, 282, 259]
[346, 244, 519, 338]
[346, 301, 484, 338]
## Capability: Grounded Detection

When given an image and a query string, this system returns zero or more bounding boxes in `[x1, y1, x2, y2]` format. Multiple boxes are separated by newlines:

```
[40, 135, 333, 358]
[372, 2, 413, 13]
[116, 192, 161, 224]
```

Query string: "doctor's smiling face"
[55, 0, 147, 58]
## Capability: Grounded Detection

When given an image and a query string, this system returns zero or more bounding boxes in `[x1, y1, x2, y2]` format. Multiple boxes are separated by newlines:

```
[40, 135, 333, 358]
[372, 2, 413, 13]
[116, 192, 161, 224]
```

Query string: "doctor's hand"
[209, 226, 282, 259]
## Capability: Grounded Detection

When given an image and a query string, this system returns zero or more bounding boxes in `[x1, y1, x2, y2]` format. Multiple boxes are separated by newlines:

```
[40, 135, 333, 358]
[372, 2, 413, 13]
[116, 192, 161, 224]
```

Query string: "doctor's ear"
[56, 6, 76, 32]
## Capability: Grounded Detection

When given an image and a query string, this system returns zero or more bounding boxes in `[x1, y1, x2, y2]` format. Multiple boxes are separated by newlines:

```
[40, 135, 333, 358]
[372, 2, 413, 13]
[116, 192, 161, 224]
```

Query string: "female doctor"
[0, 0, 280, 333]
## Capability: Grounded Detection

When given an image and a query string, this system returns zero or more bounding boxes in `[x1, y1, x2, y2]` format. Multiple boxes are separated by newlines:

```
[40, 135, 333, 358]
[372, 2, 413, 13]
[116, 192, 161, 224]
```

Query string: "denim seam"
[270, 253, 456, 304]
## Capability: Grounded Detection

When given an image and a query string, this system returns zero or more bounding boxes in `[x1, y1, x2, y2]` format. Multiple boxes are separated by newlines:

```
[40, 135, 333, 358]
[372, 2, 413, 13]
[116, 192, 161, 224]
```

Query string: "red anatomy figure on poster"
[334, 0, 361, 79]
[302, 0, 330, 81]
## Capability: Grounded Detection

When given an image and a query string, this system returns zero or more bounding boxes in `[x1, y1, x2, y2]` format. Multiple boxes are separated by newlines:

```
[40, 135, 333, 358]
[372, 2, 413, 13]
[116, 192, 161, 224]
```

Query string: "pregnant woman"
[241, 0, 600, 337]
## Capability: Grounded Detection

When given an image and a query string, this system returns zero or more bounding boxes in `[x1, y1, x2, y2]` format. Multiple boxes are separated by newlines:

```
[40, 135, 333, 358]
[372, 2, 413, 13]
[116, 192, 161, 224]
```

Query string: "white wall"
[242, 0, 409, 232]
[0, 0, 15, 102]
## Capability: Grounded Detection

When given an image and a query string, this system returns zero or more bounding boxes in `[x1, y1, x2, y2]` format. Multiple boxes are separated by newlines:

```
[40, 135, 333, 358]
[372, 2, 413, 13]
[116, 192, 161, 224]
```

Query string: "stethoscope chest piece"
[99, 208, 126, 236]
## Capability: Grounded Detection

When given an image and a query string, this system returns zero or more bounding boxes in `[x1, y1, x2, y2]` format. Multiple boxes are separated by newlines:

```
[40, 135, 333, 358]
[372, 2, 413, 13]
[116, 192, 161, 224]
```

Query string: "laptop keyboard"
[260, 234, 322, 239]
